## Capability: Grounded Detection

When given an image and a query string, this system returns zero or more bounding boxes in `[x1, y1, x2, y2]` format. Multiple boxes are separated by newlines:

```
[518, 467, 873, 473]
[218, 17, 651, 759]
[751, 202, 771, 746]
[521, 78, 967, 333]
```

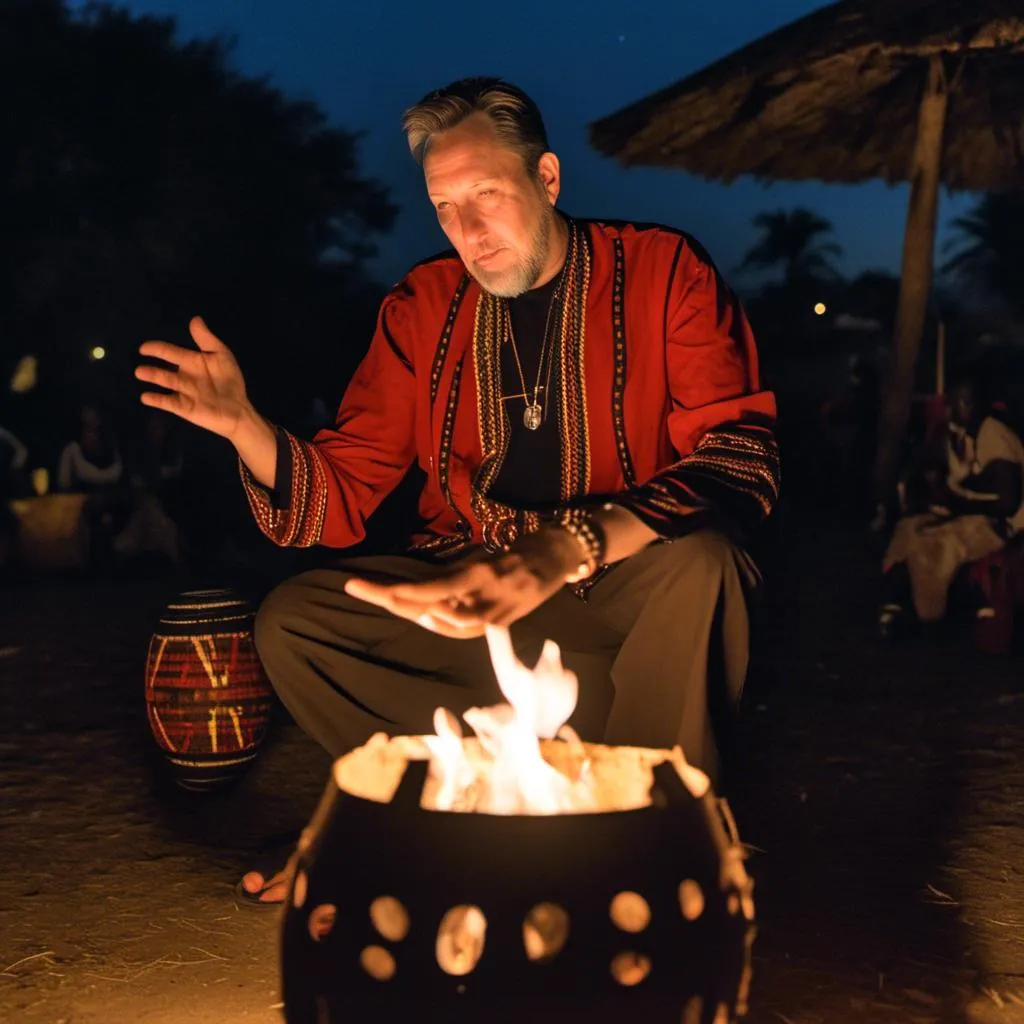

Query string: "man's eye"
[436, 202, 451, 212]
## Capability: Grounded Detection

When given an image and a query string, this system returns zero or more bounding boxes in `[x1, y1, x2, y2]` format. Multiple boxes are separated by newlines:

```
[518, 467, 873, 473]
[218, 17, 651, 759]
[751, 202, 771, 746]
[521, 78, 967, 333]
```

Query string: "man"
[880, 375, 1024, 635]
[136, 78, 779, 903]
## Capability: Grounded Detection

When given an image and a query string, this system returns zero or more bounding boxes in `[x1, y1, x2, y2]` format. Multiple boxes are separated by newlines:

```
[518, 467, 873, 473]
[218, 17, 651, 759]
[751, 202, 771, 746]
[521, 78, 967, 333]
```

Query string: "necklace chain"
[505, 281, 561, 430]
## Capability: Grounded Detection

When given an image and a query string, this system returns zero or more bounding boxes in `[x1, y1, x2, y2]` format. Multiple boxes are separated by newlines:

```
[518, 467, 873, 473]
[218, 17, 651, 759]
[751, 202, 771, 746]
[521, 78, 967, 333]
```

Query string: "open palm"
[136, 317, 251, 440]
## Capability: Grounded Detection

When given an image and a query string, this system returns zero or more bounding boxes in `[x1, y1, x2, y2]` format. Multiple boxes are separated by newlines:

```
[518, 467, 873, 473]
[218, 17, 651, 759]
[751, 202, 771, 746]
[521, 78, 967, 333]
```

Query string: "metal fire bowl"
[281, 758, 755, 1023]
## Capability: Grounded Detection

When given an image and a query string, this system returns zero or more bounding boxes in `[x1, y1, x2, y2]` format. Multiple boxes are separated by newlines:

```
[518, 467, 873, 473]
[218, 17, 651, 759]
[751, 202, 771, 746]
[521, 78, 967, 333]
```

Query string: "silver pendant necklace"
[505, 286, 559, 431]
[523, 402, 543, 431]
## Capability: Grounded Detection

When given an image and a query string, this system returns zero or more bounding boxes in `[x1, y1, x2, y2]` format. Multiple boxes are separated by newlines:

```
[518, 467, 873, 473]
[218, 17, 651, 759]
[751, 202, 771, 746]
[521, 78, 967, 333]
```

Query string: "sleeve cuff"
[238, 427, 294, 510]
[239, 428, 327, 547]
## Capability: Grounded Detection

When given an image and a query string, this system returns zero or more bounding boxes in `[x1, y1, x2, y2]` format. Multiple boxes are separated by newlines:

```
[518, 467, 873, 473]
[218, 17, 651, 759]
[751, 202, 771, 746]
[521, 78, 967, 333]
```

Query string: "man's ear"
[536, 152, 561, 205]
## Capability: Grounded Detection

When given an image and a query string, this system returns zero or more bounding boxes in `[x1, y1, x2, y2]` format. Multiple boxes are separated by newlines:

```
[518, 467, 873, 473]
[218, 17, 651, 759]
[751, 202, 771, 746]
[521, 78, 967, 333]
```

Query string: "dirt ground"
[1, 520, 1023, 1024]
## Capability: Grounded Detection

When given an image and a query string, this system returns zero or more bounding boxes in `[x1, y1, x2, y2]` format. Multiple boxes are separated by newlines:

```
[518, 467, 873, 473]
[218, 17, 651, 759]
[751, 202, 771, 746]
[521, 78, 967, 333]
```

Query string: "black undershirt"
[486, 275, 563, 510]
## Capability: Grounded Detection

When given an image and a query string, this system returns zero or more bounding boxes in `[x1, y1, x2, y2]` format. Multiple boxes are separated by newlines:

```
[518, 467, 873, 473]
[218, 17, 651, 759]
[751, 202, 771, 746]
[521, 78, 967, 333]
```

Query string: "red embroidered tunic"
[241, 218, 779, 557]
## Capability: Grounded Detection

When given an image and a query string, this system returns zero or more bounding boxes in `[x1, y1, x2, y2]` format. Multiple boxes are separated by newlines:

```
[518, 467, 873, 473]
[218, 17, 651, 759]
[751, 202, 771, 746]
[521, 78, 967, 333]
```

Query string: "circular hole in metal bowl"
[291, 870, 307, 910]
[360, 945, 396, 981]
[370, 896, 409, 942]
[678, 879, 705, 921]
[436, 905, 487, 976]
[522, 902, 569, 962]
[610, 950, 651, 986]
[308, 903, 336, 942]
[610, 891, 651, 933]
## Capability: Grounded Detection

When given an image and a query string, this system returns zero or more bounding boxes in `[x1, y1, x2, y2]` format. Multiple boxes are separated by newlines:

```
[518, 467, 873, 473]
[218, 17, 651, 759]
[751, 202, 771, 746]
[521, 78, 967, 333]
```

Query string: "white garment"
[946, 416, 1024, 534]
[57, 441, 123, 491]
[883, 513, 1004, 621]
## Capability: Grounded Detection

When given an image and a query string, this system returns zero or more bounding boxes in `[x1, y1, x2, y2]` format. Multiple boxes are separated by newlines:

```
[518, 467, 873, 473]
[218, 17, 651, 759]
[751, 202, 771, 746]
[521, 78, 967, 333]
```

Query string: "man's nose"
[458, 205, 487, 245]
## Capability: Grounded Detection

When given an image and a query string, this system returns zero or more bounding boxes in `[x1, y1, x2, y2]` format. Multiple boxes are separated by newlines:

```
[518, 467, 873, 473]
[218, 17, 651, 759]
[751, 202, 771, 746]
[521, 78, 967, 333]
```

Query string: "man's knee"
[253, 578, 299, 665]
[253, 570, 340, 664]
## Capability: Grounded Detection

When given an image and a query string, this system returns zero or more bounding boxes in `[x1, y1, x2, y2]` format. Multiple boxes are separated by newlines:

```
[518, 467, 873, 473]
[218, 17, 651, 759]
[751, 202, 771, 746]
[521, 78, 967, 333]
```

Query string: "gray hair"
[402, 77, 549, 175]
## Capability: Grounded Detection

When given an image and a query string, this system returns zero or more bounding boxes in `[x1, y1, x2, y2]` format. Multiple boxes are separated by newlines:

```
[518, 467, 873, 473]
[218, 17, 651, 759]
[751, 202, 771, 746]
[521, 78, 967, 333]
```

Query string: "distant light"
[10, 354, 38, 393]
[31, 468, 49, 497]
[814, 302, 827, 316]
[90, 346, 106, 361]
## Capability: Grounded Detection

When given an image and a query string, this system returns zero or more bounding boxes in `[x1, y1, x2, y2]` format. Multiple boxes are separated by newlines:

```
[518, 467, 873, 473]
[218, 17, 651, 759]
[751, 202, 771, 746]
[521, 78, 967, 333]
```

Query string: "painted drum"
[145, 587, 273, 791]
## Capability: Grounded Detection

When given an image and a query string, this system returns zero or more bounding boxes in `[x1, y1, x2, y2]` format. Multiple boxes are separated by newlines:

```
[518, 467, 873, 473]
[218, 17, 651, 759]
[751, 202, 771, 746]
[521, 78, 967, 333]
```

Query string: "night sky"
[93, 0, 976, 290]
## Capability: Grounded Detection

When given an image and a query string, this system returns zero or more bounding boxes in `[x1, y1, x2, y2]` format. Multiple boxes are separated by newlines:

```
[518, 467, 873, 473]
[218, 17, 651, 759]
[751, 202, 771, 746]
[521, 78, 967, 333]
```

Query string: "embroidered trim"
[430, 273, 470, 406]
[557, 221, 592, 500]
[469, 272, 517, 551]
[472, 292, 509, 500]
[610, 236, 636, 487]
[617, 424, 779, 536]
[239, 432, 328, 547]
[407, 533, 469, 559]
[437, 356, 464, 509]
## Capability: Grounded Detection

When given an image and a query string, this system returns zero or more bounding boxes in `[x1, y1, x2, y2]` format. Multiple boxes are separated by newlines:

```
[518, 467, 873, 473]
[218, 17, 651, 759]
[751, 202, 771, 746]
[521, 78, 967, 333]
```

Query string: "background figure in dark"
[0, 425, 30, 576]
[113, 411, 185, 567]
[56, 404, 126, 569]
[879, 375, 1024, 637]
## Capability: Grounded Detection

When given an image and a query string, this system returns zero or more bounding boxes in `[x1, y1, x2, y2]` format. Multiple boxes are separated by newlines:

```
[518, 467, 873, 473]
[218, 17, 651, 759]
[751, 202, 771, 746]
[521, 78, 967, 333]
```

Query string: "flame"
[426, 626, 597, 815]
[331, 627, 711, 813]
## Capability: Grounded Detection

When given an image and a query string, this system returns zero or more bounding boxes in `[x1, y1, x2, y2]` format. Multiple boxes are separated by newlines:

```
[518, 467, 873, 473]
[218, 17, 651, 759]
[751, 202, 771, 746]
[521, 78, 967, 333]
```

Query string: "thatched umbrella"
[590, 0, 1024, 498]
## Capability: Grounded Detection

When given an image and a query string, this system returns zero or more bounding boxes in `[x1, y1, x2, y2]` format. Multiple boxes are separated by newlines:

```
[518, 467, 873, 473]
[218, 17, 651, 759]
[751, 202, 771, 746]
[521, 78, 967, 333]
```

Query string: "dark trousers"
[254, 530, 758, 788]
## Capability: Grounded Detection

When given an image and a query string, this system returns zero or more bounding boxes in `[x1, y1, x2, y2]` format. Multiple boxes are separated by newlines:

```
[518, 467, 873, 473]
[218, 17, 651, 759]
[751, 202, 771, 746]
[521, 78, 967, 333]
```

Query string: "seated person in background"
[0, 425, 30, 574]
[114, 410, 184, 564]
[57, 404, 126, 566]
[879, 375, 1024, 636]
[57, 404, 124, 493]
[0, 426, 29, 494]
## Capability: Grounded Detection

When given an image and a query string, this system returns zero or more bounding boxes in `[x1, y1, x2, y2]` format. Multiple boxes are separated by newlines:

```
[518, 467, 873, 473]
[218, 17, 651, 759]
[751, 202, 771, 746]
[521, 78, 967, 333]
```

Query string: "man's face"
[423, 113, 559, 298]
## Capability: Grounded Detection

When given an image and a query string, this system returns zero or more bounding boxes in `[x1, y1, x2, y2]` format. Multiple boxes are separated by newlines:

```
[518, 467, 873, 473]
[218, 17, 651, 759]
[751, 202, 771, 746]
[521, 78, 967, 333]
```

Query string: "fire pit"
[280, 630, 755, 1023]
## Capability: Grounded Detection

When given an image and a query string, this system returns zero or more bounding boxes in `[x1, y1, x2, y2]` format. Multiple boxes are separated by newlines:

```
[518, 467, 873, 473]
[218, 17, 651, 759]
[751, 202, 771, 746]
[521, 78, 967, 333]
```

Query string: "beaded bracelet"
[558, 507, 608, 583]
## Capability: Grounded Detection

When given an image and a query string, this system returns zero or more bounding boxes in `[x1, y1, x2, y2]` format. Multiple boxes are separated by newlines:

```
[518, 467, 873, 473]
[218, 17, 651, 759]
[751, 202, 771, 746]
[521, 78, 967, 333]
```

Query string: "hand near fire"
[344, 528, 584, 639]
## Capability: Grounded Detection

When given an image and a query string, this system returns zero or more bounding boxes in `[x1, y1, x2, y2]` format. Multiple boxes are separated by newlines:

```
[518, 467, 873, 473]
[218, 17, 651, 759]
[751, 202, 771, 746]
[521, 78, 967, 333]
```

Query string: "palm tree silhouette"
[738, 208, 843, 286]
[943, 192, 1024, 318]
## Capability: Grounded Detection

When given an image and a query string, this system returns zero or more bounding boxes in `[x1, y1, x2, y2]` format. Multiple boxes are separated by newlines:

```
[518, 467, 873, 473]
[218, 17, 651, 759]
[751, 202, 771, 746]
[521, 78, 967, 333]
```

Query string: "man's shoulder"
[390, 250, 467, 300]
[376, 251, 469, 341]
[581, 217, 715, 263]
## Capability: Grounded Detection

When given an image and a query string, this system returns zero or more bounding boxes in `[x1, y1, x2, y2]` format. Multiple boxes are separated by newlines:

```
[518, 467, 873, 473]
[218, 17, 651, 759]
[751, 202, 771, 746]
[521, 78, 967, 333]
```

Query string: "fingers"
[387, 565, 485, 604]
[415, 615, 487, 640]
[189, 316, 229, 352]
[135, 364, 190, 394]
[138, 316, 227, 369]
[139, 390, 192, 417]
[345, 578, 485, 637]
[138, 340, 197, 367]
[343, 577, 405, 609]
[345, 575, 525, 640]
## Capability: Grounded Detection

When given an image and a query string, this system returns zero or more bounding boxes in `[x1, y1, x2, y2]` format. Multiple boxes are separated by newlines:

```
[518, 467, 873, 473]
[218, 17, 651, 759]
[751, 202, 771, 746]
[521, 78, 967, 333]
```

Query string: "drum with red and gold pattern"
[145, 587, 273, 791]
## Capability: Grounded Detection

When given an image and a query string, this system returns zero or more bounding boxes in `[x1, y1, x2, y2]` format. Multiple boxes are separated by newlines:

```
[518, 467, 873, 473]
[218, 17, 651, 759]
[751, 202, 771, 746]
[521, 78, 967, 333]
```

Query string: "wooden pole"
[936, 319, 946, 396]
[873, 55, 949, 501]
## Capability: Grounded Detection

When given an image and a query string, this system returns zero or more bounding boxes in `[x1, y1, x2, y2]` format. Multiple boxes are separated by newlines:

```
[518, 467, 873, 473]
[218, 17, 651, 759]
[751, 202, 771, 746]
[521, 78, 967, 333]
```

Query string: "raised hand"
[136, 317, 251, 441]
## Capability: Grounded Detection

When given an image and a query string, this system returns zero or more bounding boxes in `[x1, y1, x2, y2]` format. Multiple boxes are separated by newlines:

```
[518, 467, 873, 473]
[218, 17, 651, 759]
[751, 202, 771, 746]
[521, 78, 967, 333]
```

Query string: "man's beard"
[472, 205, 556, 299]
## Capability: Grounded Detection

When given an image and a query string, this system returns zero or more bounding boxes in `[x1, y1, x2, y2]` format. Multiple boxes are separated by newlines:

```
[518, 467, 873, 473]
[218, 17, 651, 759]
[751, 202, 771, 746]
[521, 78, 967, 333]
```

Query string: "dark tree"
[738, 208, 843, 287]
[0, 0, 395, 457]
[942, 191, 1024, 321]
